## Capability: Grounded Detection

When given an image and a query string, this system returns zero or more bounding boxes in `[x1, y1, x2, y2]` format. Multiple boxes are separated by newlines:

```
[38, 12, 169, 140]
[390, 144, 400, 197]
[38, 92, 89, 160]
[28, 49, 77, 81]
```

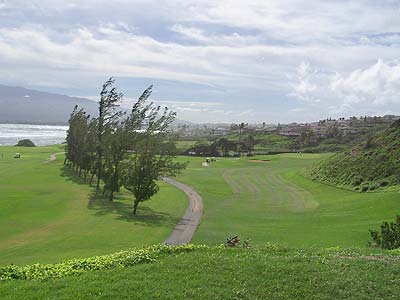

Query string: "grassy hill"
[310, 120, 400, 192]
[1, 244, 400, 300]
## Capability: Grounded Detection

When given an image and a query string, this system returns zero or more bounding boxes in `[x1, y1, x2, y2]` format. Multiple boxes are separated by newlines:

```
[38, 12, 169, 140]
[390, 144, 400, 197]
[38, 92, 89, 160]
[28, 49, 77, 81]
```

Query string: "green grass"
[2, 245, 400, 299]
[0, 145, 187, 266]
[175, 140, 198, 152]
[175, 153, 400, 248]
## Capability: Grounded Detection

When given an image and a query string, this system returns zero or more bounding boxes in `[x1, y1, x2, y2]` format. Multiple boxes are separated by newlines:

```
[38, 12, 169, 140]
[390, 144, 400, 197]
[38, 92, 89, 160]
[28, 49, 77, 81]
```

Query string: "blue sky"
[0, 0, 400, 123]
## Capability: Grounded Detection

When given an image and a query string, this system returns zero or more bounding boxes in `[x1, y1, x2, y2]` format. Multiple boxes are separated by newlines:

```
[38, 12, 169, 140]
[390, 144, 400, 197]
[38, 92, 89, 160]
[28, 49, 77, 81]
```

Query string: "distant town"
[176, 114, 400, 139]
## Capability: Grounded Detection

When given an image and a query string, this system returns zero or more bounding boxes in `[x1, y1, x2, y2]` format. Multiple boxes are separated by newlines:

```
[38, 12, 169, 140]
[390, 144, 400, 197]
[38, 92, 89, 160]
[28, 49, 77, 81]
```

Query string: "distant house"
[278, 128, 301, 137]
[212, 128, 229, 135]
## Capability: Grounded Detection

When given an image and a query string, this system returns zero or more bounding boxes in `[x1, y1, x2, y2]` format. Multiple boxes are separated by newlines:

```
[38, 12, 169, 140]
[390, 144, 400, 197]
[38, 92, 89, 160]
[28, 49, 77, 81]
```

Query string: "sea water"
[0, 124, 68, 146]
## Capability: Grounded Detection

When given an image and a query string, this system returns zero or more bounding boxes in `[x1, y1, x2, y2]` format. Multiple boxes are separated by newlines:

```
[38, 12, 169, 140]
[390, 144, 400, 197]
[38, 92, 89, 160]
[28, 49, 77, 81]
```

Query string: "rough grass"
[310, 120, 400, 191]
[1, 245, 400, 300]
[175, 153, 400, 248]
[0, 145, 187, 266]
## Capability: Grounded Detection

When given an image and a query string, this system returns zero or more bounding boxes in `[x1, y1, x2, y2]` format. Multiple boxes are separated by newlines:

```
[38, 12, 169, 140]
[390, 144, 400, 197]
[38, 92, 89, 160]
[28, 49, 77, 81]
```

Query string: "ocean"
[0, 124, 68, 146]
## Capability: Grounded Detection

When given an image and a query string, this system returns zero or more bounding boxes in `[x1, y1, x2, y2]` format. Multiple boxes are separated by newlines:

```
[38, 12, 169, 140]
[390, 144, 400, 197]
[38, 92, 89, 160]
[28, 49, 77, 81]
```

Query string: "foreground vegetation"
[1, 244, 400, 299]
[310, 120, 400, 192]
[0, 146, 186, 266]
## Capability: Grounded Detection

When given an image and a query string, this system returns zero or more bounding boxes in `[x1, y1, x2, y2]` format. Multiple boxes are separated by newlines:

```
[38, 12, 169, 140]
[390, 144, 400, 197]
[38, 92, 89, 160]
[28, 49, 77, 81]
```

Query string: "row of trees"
[65, 78, 186, 214]
[185, 135, 257, 157]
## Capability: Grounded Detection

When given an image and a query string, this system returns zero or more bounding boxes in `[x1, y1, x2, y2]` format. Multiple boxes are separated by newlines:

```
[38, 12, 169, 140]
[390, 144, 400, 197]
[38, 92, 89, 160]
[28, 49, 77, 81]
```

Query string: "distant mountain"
[0, 84, 98, 125]
[310, 120, 400, 192]
[0, 84, 192, 126]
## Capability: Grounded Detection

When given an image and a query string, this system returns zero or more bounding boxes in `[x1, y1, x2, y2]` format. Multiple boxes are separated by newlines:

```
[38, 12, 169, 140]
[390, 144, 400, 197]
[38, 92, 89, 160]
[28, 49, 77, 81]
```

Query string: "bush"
[369, 215, 400, 249]
[380, 180, 389, 187]
[361, 185, 369, 192]
[351, 175, 363, 186]
[15, 139, 36, 147]
[0, 244, 206, 281]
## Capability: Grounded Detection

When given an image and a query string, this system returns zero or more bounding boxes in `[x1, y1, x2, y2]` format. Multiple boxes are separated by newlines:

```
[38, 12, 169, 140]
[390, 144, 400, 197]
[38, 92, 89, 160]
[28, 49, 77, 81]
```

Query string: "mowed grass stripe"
[175, 154, 400, 247]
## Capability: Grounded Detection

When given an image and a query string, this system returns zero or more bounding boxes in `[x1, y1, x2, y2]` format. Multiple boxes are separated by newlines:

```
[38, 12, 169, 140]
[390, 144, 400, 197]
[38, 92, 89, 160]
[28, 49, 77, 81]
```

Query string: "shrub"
[361, 185, 369, 192]
[351, 175, 363, 186]
[15, 139, 36, 147]
[380, 180, 389, 187]
[369, 215, 400, 249]
[0, 244, 206, 281]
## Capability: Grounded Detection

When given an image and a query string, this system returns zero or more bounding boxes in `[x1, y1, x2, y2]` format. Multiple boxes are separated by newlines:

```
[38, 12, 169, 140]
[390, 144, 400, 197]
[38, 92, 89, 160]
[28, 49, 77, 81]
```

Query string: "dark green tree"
[95, 78, 124, 191]
[121, 90, 186, 214]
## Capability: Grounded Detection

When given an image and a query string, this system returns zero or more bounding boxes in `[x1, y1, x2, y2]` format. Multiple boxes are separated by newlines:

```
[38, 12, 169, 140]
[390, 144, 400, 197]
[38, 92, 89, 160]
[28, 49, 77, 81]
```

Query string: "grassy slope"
[310, 120, 400, 191]
[1, 246, 400, 300]
[176, 153, 400, 248]
[0, 146, 186, 266]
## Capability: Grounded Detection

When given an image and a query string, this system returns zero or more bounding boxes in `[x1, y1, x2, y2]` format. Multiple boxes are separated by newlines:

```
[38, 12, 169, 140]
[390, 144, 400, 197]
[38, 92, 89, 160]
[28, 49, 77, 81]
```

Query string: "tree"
[102, 123, 131, 200]
[326, 124, 342, 139]
[95, 78, 124, 191]
[15, 139, 35, 147]
[121, 92, 186, 214]
[298, 127, 316, 146]
[242, 134, 256, 155]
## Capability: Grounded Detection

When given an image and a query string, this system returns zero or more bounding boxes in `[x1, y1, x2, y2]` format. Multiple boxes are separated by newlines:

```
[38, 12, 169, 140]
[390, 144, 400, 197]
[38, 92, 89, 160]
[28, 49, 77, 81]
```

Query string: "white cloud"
[290, 59, 400, 117]
[1, 1, 400, 122]
[332, 59, 400, 106]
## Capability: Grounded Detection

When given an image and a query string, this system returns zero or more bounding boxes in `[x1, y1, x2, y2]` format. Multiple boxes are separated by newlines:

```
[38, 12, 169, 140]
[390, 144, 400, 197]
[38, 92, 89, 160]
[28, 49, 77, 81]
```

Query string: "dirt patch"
[43, 152, 64, 164]
[248, 159, 271, 163]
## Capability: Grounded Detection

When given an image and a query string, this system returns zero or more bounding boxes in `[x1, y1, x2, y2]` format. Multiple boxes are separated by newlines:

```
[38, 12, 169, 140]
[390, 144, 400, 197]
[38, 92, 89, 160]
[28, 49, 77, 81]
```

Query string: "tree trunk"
[90, 173, 95, 185]
[133, 200, 139, 214]
[96, 176, 101, 192]
[109, 190, 114, 201]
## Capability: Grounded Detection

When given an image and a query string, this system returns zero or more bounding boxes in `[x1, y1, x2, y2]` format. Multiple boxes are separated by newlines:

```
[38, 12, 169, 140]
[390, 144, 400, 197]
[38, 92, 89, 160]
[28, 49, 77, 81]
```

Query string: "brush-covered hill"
[310, 120, 400, 192]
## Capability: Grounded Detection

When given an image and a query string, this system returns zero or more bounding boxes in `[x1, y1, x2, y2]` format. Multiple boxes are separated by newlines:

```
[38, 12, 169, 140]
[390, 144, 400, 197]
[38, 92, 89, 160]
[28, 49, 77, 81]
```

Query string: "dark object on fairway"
[226, 236, 241, 247]
[369, 215, 400, 249]
[15, 139, 36, 147]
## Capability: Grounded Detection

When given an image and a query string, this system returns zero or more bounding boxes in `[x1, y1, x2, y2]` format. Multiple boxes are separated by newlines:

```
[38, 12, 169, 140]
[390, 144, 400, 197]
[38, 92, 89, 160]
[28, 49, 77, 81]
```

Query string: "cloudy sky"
[0, 0, 400, 123]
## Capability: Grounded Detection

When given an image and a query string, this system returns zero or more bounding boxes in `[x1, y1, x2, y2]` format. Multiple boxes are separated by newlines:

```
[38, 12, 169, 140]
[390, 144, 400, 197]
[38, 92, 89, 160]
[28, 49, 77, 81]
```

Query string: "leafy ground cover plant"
[369, 215, 400, 249]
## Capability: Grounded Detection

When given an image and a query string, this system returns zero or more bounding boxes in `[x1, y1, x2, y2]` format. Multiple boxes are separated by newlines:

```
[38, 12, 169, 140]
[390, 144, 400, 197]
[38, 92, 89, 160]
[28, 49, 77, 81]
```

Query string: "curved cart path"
[162, 177, 203, 245]
[44, 152, 64, 163]
[46, 152, 204, 245]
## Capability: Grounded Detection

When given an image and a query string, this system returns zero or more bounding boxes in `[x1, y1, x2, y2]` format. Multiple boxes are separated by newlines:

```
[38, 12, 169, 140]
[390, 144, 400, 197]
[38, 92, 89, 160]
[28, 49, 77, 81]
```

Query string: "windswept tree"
[65, 79, 185, 212]
[121, 87, 186, 214]
[95, 78, 124, 191]
[65, 105, 91, 172]
[102, 122, 132, 201]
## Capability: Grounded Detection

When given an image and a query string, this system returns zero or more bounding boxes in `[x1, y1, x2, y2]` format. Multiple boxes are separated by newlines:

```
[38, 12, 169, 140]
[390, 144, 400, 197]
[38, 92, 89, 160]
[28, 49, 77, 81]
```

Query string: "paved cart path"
[162, 177, 203, 245]
[47, 153, 204, 245]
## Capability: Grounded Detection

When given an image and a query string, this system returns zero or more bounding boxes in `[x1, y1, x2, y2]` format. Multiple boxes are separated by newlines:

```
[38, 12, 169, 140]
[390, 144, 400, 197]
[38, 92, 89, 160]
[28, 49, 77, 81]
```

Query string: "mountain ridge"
[0, 84, 192, 126]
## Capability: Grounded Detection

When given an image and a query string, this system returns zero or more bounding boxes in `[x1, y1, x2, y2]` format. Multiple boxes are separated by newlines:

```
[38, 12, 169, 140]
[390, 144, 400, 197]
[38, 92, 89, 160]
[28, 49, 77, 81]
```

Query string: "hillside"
[0, 84, 192, 126]
[310, 120, 400, 191]
[0, 84, 98, 125]
[1, 245, 400, 299]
